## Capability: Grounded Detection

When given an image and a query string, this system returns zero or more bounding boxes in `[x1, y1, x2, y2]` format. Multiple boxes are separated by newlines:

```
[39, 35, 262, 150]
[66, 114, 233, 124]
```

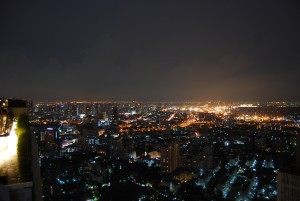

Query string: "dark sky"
[0, 1, 299, 102]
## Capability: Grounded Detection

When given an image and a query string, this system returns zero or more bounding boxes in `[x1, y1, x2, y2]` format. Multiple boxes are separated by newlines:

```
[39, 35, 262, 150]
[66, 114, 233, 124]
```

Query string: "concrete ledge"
[5, 182, 33, 201]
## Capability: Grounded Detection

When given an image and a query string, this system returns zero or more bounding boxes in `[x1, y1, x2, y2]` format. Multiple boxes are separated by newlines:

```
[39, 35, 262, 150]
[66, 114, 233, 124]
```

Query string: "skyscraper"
[205, 142, 214, 169]
[297, 135, 300, 169]
[109, 134, 123, 159]
[110, 106, 119, 134]
[160, 141, 180, 174]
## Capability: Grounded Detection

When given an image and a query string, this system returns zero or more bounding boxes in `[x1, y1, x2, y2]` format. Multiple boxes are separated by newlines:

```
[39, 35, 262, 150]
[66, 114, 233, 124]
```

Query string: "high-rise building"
[160, 141, 180, 173]
[110, 106, 119, 133]
[205, 142, 214, 169]
[109, 134, 123, 159]
[277, 135, 300, 201]
[44, 128, 57, 151]
[297, 135, 300, 169]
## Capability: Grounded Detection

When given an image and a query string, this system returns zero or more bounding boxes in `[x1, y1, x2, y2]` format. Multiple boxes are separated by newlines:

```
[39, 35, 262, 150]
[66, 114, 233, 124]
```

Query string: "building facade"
[277, 171, 300, 201]
[160, 141, 180, 173]
[277, 135, 300, 201]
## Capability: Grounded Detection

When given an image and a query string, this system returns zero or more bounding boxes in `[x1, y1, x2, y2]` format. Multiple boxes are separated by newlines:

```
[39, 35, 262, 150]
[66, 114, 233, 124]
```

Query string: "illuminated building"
[58, 123, 80, 154]
[80, 122, 99, 151]
[98, 112, 110, 127]
[0, 102, 42, 200]
[160, 141, 179, 173]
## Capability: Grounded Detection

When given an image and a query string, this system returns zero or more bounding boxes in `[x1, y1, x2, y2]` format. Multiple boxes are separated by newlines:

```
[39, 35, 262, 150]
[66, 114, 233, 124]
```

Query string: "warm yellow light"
[0, 121, 18, 170]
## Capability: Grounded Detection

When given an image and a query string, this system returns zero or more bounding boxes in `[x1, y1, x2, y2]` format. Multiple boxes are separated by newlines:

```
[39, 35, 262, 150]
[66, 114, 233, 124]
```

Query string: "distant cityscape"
[2, 0, 299, 200]
[1, 98, 300, 201]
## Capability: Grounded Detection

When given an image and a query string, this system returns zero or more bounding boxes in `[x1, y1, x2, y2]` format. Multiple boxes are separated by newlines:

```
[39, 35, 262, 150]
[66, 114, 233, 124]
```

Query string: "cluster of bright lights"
[235, 115, 286, 122]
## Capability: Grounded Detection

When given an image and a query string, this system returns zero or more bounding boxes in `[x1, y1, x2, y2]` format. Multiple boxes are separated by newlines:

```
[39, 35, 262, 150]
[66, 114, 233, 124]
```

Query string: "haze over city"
[1, 1, 300, 102]
[2, 1, 300, 201]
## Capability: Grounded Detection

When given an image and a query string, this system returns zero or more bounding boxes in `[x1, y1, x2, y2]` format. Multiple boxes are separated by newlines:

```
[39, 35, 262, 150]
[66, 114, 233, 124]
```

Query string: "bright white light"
[0, 137, 8, 151]
[0, 121, 18, 170]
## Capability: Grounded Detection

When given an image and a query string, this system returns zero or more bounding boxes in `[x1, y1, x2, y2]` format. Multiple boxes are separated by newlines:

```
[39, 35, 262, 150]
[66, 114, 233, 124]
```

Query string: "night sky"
[0, 1, 299, 102]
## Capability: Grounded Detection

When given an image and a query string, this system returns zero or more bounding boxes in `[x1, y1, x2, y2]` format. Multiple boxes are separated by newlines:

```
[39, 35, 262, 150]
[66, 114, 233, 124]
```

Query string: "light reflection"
[0, 121, 18, 169]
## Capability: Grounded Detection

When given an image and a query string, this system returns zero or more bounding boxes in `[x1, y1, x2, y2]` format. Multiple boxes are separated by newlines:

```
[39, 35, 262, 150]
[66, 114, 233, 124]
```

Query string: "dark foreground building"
[277, 135, 300, 201]
[0, 99, 42, 201]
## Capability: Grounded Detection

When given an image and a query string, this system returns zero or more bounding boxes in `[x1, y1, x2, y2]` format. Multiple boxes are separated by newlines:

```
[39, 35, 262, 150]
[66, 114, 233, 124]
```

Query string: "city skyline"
[0, 1, 300, 102]
[1, 97, 300, 200]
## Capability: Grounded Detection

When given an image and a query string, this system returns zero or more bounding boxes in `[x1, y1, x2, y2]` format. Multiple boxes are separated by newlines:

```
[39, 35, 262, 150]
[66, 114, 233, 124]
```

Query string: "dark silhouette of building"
[205, 142, 214, 169]
[109, 134, 123, 159]
[297, 135, 300, 169]
[7, 99, 27, 118]
[160, 141, 180, 174]
[277, 135, 300, 201]
[110, 106, 119, 134]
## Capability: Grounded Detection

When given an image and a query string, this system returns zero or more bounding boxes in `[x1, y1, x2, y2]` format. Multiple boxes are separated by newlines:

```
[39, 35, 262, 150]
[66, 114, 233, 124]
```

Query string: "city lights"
[0, 121, 18, 179]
